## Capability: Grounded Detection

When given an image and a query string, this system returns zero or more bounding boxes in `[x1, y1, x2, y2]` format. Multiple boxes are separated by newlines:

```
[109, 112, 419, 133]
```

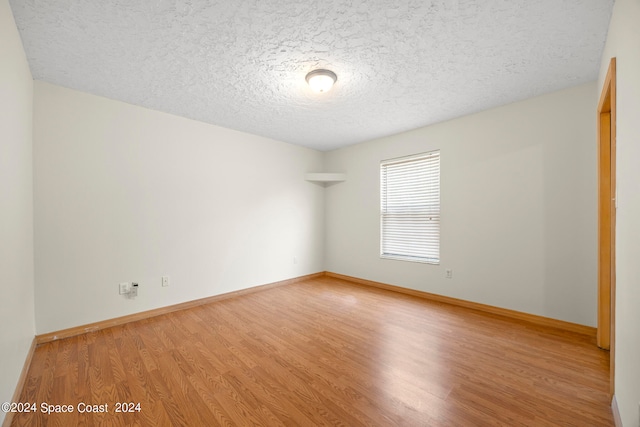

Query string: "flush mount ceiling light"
[305, 69, 337, 93]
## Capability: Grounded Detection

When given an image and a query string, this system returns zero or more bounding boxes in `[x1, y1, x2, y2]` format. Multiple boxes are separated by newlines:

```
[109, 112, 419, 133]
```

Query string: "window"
[380, 150, 440, 264]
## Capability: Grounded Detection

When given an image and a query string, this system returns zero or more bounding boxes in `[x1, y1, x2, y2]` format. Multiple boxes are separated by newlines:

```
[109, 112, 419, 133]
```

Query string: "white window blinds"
[380, 151, 440, 264]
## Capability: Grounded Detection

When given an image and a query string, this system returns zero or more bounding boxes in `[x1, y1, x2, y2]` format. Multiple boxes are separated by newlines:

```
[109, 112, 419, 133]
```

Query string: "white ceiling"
[10, 0, 613, 151]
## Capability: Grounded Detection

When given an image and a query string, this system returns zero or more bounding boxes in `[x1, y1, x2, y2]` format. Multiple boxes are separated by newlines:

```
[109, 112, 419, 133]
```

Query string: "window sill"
[380, 254, 440, 265]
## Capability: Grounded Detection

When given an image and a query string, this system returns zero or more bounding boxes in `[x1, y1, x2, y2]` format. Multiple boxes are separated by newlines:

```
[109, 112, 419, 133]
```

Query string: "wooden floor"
[11, 276, 613, 426]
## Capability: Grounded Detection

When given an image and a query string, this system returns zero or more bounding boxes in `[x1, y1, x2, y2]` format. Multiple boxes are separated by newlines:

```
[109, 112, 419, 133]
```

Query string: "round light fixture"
[305, 69, 337, 93]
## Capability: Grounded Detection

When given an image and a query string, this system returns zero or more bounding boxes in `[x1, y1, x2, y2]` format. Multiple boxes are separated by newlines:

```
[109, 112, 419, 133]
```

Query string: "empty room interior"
[2, 0, 639, 426]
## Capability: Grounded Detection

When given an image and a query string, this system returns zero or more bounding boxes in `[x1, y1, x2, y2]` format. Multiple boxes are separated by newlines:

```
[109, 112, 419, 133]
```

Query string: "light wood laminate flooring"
[11, 276, 613, 426]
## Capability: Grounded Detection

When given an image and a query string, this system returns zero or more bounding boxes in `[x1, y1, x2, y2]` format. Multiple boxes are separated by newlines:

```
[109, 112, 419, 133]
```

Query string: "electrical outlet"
[162, 276, 169, 287]
[119, 282, 130, 295]
[293, 256, 298, 265]
[445, 269, 453, 279]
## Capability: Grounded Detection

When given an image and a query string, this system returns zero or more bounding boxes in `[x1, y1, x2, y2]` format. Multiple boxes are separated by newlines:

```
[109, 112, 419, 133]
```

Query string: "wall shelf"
[305, 173, 346, 183]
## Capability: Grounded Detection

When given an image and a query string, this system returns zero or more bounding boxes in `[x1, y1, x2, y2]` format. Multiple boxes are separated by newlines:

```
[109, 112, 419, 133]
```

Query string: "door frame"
[597, 57, 616, 397]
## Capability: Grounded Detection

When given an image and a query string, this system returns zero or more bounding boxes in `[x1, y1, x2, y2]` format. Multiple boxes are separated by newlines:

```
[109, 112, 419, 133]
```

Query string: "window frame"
[380, 150, 440, 265]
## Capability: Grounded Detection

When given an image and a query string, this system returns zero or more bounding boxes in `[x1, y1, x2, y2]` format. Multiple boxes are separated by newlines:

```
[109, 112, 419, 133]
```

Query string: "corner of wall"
[0, 0, 37, 424]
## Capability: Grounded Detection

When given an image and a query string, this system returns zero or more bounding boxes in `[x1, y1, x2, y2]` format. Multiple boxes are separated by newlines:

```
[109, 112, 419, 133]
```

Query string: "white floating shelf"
[305, 173, 347, 183]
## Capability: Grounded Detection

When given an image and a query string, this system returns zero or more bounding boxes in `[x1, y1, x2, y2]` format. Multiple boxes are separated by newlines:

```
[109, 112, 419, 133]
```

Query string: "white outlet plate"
[445, 269, 453, 279]
[119, 282, 130, 294]
[162, 276, 169, 287]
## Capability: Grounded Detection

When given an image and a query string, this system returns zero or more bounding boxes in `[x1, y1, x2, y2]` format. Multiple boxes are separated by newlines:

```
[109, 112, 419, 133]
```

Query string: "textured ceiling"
[10, 0, 613, 151]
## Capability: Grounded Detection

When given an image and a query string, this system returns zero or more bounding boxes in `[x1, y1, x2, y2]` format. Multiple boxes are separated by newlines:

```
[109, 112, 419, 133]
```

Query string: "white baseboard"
[611, 394, 623, 427]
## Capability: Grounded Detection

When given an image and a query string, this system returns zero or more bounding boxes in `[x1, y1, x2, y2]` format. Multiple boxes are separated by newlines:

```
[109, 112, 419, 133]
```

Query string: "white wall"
[325, 82, 597, 326]
[0, 0, 36, 423]
[598, 0, 640, 424]
[33, 81, 325, 334]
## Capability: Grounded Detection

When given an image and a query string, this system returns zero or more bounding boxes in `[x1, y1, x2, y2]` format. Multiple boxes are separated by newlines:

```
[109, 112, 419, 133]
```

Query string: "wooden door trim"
[597, 57, 616, 398]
